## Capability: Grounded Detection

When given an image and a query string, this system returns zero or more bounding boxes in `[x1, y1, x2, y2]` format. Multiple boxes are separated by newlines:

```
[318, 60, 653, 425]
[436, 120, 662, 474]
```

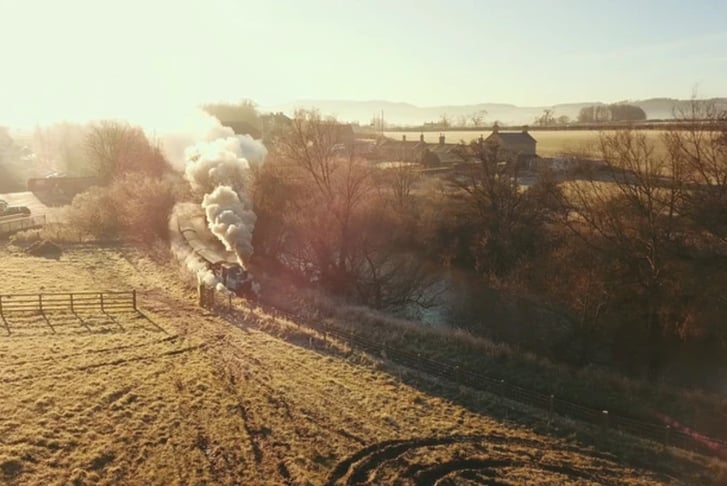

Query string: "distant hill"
[260, 98, 727, 126]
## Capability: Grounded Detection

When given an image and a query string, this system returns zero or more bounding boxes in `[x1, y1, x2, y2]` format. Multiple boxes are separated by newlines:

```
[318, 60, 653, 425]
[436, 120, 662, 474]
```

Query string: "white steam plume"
[202, 186, 256, 262]
[184, 136, 265, 192]
[169, 202, 227, 292]
[183, 134, 267, 267]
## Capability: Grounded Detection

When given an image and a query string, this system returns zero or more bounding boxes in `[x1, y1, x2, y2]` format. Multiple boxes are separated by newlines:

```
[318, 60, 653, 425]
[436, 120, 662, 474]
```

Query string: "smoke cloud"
[183, 136, 266, 192]
[183, 134, 267, 268]
[169, 202, 226, 292]
[202, 186, 256, 263]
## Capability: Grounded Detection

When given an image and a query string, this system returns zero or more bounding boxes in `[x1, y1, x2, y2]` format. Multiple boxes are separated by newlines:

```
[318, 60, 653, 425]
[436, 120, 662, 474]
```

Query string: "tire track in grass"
[327, 434, 660, 485]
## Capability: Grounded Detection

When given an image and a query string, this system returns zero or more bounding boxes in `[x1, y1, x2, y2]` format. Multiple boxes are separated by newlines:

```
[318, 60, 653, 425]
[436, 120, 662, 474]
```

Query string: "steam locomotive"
[177, 219, 257, 298]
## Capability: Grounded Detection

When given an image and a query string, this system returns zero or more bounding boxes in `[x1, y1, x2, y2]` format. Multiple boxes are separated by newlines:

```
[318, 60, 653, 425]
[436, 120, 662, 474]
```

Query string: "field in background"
[384, 130, 670, 157]
[0, 244, 716, 484]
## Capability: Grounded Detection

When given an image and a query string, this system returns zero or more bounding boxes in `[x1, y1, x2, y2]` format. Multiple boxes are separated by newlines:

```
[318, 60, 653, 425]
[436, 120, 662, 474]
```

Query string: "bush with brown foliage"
[68, 173, 185, 243]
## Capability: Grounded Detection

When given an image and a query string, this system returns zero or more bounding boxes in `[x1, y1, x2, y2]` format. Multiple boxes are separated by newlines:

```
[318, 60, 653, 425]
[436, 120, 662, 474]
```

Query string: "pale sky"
[1, 0, 726, 126]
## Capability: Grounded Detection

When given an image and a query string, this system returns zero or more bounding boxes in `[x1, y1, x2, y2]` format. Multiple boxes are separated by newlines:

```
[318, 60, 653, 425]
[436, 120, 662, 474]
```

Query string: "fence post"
[663, 425, 671, 450]
[39, 294, 43, 314]
[132, 290, 136, 311]
[601, 410, 609, 433]
[100, 293, 105, 312]
[548, 394, 554, 426]
[70, 293, 74, 313]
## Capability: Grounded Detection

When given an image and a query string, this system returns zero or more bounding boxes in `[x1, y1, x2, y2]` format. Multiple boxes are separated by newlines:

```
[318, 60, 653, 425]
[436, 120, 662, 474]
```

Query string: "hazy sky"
[1, 0, 726, 125]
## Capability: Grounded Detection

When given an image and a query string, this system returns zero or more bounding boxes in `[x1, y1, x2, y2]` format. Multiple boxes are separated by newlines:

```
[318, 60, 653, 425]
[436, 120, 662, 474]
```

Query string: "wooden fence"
[0, 290, 137, 316]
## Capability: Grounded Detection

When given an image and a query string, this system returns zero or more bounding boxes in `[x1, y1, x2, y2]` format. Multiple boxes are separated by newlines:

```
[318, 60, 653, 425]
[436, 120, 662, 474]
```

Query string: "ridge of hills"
[261, 97, 727, 126]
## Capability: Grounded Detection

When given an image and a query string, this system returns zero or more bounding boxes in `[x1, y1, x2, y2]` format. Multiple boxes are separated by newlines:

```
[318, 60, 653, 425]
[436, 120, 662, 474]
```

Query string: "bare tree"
[444, 140, 562, 278]
[386, 163, 420, 209]
[535, 109, 555, 127]
[469, 110, 487, 128]
[560, 130, 688, 375]
[85, 120, 169, 182]
[438, 113, 451, 129]
[273, 109, 342, 198]
[261, 109, 437, 308]
[664, 99, 727, 243]
[30, 123, 89, 176]
[0, 128, 23, 191]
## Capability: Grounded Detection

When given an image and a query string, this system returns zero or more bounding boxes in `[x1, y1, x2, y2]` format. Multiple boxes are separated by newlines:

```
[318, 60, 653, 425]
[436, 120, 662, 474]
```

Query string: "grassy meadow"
[0, 243, 720, 484]
[384, 130, 671, 157]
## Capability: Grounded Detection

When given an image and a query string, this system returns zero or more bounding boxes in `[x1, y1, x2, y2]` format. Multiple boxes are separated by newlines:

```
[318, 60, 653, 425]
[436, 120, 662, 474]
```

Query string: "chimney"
[419, 133, 424, 142]
[522, 125, 529, 134]
[402, 134, 406, 142]
[439, 133, 445, 145]
[492, 122, 499, 134]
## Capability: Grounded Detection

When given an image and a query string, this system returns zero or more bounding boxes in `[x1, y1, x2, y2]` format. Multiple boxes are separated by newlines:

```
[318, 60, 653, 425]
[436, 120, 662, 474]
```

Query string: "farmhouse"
[376, 134, 427, 162]
[375, 134, 467, 167]
[485, 126, 537, 161]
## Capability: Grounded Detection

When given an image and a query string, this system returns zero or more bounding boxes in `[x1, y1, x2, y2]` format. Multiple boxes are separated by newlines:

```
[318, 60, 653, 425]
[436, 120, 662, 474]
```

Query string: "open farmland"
[384, 130, 671, 157]
[0, 243, 718, 485]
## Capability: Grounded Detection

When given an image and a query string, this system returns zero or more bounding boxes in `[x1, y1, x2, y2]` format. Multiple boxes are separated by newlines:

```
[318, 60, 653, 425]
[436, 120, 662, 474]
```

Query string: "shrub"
[67, 173, 184, 243]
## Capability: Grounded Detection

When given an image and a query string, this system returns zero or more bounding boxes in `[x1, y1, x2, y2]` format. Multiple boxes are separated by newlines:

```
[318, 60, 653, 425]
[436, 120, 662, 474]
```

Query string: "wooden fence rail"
[0, 290, 137, 316]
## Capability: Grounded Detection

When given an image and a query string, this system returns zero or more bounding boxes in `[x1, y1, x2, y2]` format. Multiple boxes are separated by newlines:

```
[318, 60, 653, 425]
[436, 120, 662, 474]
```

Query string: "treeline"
[578, 103, 647, 122]
[8, 120, 183, 244]
[202, 100, 291, 144]
[254, 103, 727, 385]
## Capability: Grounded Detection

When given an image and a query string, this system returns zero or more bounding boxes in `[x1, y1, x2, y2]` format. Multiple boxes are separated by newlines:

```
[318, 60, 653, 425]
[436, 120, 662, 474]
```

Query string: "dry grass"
[384, 130, 670, 157]
[0, 243, 714, 484]
[258, 279, 727, 456]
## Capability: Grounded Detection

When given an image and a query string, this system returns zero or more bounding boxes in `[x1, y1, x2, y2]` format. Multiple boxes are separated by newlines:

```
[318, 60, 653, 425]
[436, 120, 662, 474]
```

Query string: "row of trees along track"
[240, 103, 727, 458]
[253, 104, 727, 385]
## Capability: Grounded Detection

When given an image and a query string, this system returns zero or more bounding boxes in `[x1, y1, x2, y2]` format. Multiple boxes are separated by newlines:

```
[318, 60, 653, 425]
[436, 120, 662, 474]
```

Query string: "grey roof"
[430, 144, 467, 164]
[486, 131, 537, 144]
